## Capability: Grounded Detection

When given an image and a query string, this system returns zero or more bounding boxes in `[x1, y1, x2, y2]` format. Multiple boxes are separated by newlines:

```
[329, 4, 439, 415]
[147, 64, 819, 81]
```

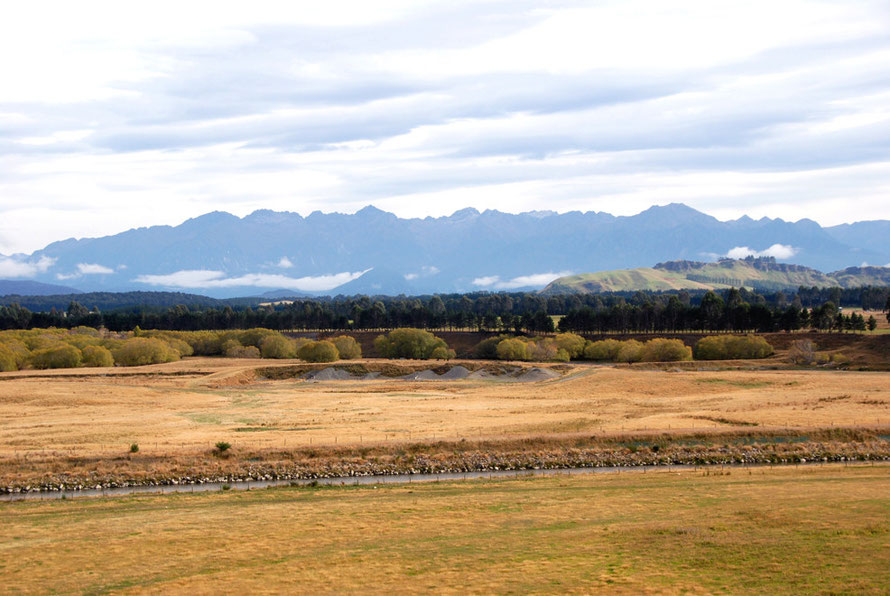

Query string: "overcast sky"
[1, 0, 889, 255]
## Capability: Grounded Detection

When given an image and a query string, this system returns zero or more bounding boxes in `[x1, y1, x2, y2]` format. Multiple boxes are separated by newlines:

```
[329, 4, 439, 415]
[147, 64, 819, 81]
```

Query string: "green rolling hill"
[542, 258, 890, 294]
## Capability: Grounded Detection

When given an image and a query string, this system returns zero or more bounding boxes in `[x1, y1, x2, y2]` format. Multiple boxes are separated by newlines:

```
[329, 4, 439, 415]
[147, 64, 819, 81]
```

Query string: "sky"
[1, 0, 889, 255]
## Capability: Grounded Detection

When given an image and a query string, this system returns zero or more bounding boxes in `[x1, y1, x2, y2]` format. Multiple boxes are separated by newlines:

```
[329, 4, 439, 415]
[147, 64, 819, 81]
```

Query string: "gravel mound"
[303, 368, 356, 381]
[298, 364, 560, 383]
[514, 367, 560, 382]
[467, 369, 497, 380]
[401, 370, 441, 381]
[439, 365, 471, 380]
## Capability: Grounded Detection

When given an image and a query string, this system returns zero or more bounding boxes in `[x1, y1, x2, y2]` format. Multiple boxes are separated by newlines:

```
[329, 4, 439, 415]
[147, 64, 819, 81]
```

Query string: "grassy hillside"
[543, 257, 890, 294]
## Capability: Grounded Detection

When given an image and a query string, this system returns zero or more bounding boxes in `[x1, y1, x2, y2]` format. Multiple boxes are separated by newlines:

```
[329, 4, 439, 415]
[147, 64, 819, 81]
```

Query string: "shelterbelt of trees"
[0, 326, 775, 372]
[0, 287, 888, 334]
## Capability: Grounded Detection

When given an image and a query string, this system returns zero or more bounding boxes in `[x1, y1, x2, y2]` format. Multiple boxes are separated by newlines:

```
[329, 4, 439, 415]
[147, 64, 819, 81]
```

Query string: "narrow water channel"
[2, 465, 705, 502]
[5, 462, 848, 502]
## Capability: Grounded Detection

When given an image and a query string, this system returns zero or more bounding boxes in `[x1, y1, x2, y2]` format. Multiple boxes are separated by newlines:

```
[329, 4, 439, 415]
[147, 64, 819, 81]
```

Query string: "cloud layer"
[726, 244, 799, 260]
[472, 271, 574, 290]
[134, 269, 369, 291]
[0, 256, 55, 278]
[2, 1, 890, 253]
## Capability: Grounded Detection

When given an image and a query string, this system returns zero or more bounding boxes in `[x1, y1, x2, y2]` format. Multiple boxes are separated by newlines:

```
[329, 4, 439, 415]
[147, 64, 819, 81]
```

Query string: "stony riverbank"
[3, 435, 889, 494]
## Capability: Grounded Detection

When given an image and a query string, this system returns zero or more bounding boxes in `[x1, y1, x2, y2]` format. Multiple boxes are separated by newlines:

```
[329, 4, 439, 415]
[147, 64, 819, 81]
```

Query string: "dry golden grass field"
[1, 465, 889, 594]
[2, 353, 890, 593]
[1, 357, 889, 459]
[1, 356, 889, 490]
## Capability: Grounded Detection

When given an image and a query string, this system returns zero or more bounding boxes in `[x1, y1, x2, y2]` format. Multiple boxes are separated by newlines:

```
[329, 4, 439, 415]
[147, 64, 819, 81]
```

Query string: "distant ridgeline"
[543, 257, 890, 295]
[0, 291, 261, 312]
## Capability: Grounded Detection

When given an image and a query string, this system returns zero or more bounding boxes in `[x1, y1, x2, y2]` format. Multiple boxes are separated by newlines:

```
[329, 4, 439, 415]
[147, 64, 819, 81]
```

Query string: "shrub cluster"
[30, 344, 83, 369]
[374, 328, 455, 360]
[0, 328, 125, 370]
[297, 340, 339, 362]
[577, 338, 692, 363]
[0, 327, 365, 370]
[259, 334, 294, 359]
[0, 344, 16, 372]
[492, 336, 571, 362]
[140, 329, 363, 364]
[479, 333, 692, 363]
[111, 337, 180, 366]
[81, 345, 115, 367]
[222, 339, 260, 358]
[331, 335, 362, 359]
[694, 335, 774, 360]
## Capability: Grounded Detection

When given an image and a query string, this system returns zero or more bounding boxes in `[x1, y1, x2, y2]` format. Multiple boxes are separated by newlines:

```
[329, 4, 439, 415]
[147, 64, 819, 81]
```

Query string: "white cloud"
[496, 271, 574, 289]
[134, 269, 370, 291]
[472, 271, 573, 289]
[404, 265, 440, 281]
[135, 270, 225, 287]
[471, 275, 500, 287]
[0, 255, 55, 278]
[77, 262, 114, 274]
[276, 257, 294, 268]
[726, 244, 798, 260]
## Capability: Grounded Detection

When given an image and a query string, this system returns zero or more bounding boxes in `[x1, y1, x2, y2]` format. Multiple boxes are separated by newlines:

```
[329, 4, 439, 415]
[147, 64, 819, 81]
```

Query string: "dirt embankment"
[253, 361, 567, 382]
[3, 428, 888, 494]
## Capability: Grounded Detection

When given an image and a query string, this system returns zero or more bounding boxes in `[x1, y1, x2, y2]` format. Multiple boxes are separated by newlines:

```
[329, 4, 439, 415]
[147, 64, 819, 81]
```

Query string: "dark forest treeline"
[0, 286, 888, 334]
[0, 291, 256, 312]
[2, 285, 889, 313]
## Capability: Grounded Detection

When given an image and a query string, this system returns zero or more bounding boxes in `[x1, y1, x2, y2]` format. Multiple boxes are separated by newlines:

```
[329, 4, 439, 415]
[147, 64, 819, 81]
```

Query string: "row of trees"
[557, 290, 887, 334]
[1, 288, 888, 334]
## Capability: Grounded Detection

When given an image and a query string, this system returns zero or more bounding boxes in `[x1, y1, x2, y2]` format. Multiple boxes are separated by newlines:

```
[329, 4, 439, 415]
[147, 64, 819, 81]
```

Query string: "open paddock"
[1, 357, 889, 489]
[0, 465, 888, 593]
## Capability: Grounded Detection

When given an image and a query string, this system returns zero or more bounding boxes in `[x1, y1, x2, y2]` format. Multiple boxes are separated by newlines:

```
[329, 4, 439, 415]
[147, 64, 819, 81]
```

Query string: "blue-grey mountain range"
[1, 203, 888, 298]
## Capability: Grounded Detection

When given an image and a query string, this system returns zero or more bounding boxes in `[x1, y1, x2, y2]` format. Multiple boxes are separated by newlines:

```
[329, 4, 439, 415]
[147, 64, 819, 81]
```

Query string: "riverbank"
[3, 428, 888, 495]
